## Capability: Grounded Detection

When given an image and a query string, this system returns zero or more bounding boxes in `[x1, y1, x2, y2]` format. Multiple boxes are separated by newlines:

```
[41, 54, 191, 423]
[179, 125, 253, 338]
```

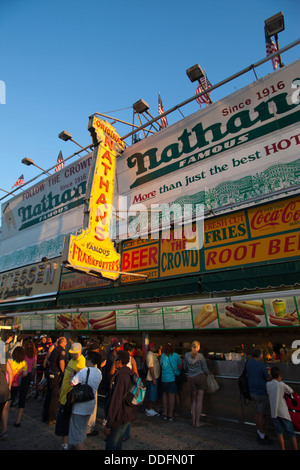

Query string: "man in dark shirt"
[104, 350, 137, 450]
[246, 348, 272, 445]
[42, 337, 67, 424]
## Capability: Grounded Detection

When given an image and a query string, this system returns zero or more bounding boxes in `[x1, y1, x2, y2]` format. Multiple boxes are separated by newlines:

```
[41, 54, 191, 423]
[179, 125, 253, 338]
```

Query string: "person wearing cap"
[145, 343, 161, 417]
[55, 341, 86, 450]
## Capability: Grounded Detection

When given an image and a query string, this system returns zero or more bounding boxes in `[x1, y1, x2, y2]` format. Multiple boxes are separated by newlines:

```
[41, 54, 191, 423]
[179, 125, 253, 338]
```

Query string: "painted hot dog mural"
[218, 300, 267, 329]
[37, 297, 300, 332]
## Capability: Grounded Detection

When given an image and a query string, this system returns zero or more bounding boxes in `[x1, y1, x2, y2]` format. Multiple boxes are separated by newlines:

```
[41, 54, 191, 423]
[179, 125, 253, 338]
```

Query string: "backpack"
[238, 362, 251, 403]
[125, 373, 146, 406]
[140, 360, 148, 379]
[284, 393, 300, 431]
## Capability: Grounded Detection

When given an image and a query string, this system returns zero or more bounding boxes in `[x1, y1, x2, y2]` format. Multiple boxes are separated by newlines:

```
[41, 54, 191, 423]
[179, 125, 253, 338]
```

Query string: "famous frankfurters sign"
[62, 116, 125, 281]
[116, 59, 300, 216]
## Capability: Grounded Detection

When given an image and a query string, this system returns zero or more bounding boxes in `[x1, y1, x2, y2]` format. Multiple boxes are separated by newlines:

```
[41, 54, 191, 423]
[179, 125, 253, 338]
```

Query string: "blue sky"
[0, 0, 299, 203]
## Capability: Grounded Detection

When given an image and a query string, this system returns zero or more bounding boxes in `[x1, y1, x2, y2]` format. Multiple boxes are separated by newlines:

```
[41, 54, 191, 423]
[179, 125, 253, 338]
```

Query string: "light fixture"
[186, 64, 204, 83]
[133, 99, 149, 114]
[264, 12, 285, 68]
[22, 157, 51, 176]
[58, 130, 87, 150]
[264, 11, 285, 38]
[58, 130, 72, 141]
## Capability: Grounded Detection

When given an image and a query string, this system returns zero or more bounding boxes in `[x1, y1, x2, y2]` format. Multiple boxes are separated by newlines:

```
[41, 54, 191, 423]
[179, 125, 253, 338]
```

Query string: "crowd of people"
[0, 331, 299, 450]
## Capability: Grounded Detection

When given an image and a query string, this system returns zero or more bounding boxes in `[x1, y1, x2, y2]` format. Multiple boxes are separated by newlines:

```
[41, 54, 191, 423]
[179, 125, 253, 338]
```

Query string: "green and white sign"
[116, 59, 300, 214]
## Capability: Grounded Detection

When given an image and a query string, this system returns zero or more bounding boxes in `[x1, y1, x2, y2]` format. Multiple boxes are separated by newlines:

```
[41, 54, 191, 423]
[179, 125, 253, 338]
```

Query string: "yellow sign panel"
[64, 116, 125, 280]
[204, 211, 248, 247]
[248, 196, 300, 238]
[205, 231, 300, 270]
[160, 225, 201, 277]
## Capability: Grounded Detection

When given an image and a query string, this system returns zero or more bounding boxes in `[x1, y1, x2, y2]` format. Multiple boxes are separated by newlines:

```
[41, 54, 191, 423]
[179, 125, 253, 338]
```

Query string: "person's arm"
[104, 374, 128, 435]
[59, 359, 65, 374]
[43, 344, 54, 368]
[6, 360, 13, 389]
[131, 357, 139, 376]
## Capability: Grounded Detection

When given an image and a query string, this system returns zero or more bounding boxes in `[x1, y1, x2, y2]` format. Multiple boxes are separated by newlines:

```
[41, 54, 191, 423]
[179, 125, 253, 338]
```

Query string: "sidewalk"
[1, 395, 297, 451]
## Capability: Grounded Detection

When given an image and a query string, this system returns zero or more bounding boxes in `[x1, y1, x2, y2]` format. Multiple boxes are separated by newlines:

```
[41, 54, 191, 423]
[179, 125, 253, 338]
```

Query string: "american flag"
[55, 151, 65, 172]
[12, 174, 24, 189]
[195, 72, 212, 107]
[158, 93, 168, 128]
[265, 26, 280, 70]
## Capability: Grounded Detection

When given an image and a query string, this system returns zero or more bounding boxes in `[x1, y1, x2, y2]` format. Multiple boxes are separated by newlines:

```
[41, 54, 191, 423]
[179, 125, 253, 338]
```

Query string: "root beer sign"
[63, 116, 125, 280]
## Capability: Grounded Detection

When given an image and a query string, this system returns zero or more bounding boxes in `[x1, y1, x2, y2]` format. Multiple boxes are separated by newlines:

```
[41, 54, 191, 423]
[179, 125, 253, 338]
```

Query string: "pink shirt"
[25, 355, 37, 373]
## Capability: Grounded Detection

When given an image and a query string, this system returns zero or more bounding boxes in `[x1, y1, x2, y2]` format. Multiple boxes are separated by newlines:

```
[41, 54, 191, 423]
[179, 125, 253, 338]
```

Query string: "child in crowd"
[266, 366, 298, 450]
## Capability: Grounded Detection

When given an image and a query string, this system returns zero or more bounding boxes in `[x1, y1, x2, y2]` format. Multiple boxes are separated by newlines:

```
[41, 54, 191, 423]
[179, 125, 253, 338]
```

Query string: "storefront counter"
[176, 360, 300, 425]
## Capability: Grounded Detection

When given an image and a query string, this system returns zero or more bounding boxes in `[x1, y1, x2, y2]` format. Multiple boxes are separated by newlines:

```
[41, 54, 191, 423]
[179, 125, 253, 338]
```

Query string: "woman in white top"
[123, 343, 139, 376]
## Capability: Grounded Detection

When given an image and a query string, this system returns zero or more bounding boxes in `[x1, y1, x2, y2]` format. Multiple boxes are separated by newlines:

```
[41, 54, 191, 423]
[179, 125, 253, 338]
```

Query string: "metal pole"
[120, 38, 300, 140]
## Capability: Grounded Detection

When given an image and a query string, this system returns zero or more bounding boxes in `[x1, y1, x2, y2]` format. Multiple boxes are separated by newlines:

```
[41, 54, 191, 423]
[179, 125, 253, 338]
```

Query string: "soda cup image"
[272, 299, 286, 317]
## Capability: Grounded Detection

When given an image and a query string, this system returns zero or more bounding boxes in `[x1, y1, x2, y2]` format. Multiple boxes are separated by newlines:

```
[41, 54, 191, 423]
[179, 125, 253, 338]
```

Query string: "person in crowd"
[55, 342, 86, 450]
[10, 335, 23, 356]
[145, 342, 161, 417]
[68, 351, 102, 450]
[160, 342, 182, 421]
[4, 332, 15, 360]
[42, 336, 67, 424]
[121, 342, 139, 441]
[1, 346, 27, 438]
[266, 366, 298, 450]
[82, 338, 106, 437]
[184, 340, 208, 427]
[43, 337, 58, 370]
[104, 350, 137, 450]
[0, 332, 12, 440]
[14, 339, 37, 427]
[105, 337, 119, 358]
[35, 335, 49, 397]
[102, 340, 121, 420]
[123, 343, 139, 376]
[246, 348, 273, 445]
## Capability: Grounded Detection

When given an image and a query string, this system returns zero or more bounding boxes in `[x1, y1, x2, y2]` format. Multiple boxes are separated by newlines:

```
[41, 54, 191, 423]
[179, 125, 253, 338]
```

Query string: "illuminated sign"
[63, 116, 125, 280]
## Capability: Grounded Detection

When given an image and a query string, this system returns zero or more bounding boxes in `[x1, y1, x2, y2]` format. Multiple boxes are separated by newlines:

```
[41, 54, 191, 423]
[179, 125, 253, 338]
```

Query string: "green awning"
[201, 261, 300, 293]
[57, 275, 200, 307]
[0, 297, 57, 314]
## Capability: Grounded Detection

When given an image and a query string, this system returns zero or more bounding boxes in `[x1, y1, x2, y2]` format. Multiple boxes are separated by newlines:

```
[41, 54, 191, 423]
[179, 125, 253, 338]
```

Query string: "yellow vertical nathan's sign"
[63, 116, 125, 280]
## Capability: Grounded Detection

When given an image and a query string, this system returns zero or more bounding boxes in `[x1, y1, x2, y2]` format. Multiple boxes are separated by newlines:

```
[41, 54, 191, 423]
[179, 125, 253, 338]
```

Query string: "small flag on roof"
[158, 93, 168, 128]
[265, 26, 280, 70]
[11, 174, 24, 189]
[55, 151, 65, 172]
[195, 72, 212, 107]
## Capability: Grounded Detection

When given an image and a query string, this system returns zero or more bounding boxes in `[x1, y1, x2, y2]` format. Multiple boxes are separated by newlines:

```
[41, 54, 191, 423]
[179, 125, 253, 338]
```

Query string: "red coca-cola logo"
[250, 200, 300, 231]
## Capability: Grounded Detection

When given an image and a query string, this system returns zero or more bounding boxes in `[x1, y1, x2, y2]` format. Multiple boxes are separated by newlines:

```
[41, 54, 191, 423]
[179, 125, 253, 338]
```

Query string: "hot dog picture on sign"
[218, 300, 267, 329]
[264, 297, 299, 327]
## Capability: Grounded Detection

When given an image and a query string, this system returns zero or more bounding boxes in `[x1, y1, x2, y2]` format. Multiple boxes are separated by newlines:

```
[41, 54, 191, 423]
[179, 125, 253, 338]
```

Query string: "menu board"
[138, 307, 164, 330]
[163, 305, 193, 330]
[116, 309, 138, 330]
[14, 295, 300, 331]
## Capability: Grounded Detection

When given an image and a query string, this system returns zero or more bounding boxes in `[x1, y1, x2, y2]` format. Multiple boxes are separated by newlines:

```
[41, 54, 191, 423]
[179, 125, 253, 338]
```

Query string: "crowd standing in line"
[0, 332, 299, 450]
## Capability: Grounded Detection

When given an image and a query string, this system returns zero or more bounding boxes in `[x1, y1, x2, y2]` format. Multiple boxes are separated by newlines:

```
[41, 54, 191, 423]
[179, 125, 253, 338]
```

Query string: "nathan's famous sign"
[116, 59, 300, 215]
[63, 116, 125, 281]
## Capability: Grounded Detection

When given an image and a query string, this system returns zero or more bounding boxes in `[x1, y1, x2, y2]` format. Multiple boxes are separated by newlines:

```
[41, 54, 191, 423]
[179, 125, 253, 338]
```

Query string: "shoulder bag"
[66, 367, 94, 404]
[205, 371, 220, 393]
